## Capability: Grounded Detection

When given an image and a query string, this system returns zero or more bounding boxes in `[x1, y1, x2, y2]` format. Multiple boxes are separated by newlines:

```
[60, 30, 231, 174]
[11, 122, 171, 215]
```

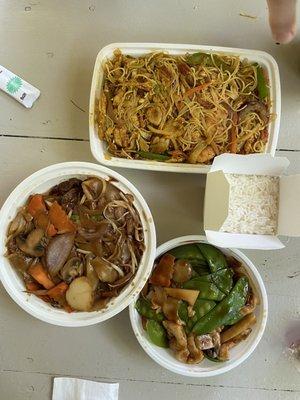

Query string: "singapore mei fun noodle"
[98, 50, 271, 164]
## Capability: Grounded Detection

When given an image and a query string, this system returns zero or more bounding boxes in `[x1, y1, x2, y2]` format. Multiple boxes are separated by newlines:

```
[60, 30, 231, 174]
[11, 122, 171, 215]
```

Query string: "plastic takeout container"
[89, 42, 281, 174]
[0, 162, 156, 327]
[129, 235, 268, 377]
[204, 153, 300, 250]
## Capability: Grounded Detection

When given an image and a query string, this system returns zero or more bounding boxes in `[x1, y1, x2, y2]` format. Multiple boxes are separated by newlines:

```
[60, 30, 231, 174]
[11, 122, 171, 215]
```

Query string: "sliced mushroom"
[91, 257, 119, 283]
[108, 272, 133, 289]
[173, 259, 192, 283]
[86, 256, 99, 291]
[46, 232, 75, 276]
[82, 177, 106, 201]
[61, 257, 83, 283]
[8, 212, 27, 236]
[16, 228, 45, 257]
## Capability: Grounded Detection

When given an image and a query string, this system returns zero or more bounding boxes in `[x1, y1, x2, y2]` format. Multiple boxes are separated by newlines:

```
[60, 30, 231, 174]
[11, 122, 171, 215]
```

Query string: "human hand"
[267, 0, 297, 43]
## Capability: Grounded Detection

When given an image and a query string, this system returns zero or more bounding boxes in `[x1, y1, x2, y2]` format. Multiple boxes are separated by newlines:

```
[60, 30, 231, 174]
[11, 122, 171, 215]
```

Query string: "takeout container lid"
[89, 42, 280, 174]
[204, 153, 300, 250]
[0, 162, 156, 326]
[129, 235, 268, 377]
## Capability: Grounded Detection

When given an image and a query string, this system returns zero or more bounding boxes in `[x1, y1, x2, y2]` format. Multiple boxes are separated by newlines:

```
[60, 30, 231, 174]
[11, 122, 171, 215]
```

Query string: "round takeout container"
[0, 162, 156, 327]
[129, 235, 268, 377]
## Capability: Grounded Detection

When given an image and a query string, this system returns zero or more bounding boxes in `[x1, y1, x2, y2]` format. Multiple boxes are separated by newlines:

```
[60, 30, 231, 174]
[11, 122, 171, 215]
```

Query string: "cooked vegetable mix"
[6, 177, 145, 312]
[98, 50, 271, 164]
[135, 242, 258, 364]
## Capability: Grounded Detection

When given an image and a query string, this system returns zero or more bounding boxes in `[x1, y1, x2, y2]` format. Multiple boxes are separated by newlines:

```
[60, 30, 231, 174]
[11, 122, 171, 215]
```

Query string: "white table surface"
[0, 1, 299, 399]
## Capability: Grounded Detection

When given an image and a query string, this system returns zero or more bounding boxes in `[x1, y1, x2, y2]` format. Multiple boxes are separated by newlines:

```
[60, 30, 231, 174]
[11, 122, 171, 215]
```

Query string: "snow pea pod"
[137, 151, 170, 161]
[256, 65, 269, 100]
[179, 299, 216, 332]
[169, 244, 206, 265]
[192, 264, 210, 275]
[182, 278, 225, 301]
[192, 277, 249, 335]
[146, 320, 168, 348]
[135, 298, 164, 322]
[192, 268, 233, 295]
[196, 243, 228, 273]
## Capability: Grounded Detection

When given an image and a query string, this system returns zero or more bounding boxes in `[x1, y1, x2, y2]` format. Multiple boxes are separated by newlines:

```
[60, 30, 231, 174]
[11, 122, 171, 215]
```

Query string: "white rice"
[220, 174, 279, 235]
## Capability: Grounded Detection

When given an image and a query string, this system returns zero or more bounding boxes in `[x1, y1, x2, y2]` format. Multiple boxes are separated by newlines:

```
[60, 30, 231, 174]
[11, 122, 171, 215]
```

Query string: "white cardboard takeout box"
[204, 153, 300, 250]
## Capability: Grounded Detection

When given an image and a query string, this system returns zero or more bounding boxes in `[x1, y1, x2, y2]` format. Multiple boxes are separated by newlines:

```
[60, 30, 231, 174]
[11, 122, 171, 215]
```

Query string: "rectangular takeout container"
[89, 42, 281, 174]
[204, 154, 300, 250]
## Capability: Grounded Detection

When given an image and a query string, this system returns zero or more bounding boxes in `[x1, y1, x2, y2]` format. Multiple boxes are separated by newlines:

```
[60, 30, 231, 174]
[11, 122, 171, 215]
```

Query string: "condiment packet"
[0, 65, 40, 108]
[52, 377, 119, 400]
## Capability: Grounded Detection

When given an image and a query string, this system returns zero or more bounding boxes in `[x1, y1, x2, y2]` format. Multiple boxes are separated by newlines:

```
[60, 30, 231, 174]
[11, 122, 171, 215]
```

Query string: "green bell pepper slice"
[137, 151, 170, 161]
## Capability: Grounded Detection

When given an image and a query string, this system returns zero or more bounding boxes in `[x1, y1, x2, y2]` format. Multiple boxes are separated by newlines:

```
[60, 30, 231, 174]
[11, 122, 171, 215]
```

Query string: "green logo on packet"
[6, 76, 22, 94]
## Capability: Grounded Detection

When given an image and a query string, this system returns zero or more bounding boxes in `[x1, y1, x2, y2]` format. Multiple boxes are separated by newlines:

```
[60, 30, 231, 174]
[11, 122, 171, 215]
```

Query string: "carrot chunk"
[49, 201, 76, 233]
[28, 263, 55, 289]
[27, 194, 46, 217]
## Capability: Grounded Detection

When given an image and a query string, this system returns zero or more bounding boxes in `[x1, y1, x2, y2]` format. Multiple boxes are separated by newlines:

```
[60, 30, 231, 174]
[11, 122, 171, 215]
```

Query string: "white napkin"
[52, 377, 119, 400]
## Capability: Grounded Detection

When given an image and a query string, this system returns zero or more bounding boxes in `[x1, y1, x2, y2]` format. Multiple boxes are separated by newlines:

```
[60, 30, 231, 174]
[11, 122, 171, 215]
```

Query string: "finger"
[267, 0, 297, 44]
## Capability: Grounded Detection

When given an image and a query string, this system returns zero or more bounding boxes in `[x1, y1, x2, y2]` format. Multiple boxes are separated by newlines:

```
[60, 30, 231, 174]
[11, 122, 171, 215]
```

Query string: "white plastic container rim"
[89, 42, 281, 174]
[129, 235, 268, 377]
[0, 162, 156, 327]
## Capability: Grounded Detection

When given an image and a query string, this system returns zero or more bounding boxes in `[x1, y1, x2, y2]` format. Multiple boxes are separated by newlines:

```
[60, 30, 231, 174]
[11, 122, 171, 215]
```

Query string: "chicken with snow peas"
[6, 177, 144, 312]
[135, 242, 257, 363]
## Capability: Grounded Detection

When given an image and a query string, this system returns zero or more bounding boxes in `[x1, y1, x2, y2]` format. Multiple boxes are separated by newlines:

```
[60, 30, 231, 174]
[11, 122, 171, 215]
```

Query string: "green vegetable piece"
[185, 299, 216, 332]
[193, 298, 217, 320]
[146, 320, 168, 348]
[211, 268, 233, 295]
[194, 268, 233, 294]
[186, 52, 210, 66]
[178, 301, 189, 323]
[192, 277, 249, 335]
[135, 298, 164, 322]
[169, 244, 206, 264]
[197, 243, 228, 273]
[192, 264, 210, 275]
[137, 151, 170, 161]
[225, 311, 244, 326]
[204, 353, 224, 363]
[256, 65, 269, 99]
[70, 213, 80, 223]
[182, 278, 225, 301]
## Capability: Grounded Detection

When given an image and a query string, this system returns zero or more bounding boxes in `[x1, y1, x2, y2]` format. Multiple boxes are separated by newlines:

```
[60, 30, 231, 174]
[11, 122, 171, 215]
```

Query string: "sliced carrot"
[47, 282, 68, 301]
[49, 201, 76, 233]
[35, 212, 57, 237]
[184, 82, 211, 98]
[28, 263, 55, 289]
[47, 224, 57, 237]
[27, 194, 47, 217]
[25, 280, 41, 292]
